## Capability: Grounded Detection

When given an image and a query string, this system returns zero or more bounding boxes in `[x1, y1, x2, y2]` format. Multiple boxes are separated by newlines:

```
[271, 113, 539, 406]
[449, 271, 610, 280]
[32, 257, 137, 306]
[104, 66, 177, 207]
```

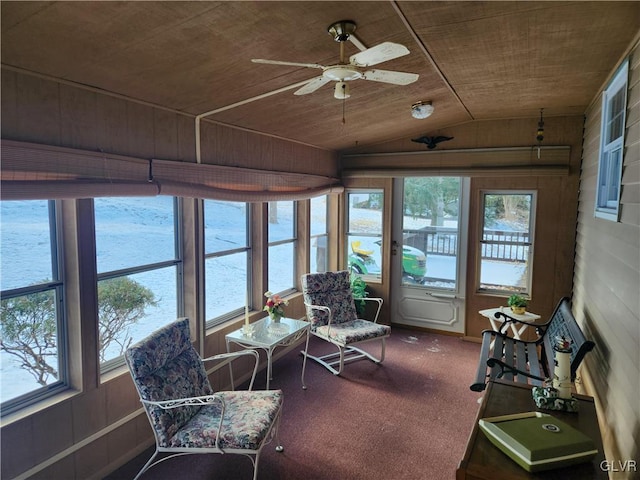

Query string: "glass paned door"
[391, 177, 469, 333]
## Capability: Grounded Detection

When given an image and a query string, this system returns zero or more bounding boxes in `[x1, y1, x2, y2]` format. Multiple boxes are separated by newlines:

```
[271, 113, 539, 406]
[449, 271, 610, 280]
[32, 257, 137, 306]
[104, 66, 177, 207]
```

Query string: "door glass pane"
[402, 178, 460, 289]
[479, 193, 534, 294]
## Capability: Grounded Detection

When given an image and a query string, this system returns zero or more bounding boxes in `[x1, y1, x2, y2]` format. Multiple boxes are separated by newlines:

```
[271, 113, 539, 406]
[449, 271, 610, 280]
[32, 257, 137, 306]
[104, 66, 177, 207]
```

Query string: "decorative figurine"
[532, 335, 578, 412]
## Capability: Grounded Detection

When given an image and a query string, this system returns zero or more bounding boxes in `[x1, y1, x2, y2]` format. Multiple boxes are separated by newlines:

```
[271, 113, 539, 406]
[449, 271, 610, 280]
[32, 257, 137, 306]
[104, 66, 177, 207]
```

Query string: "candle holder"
[242, 324, 255, 337]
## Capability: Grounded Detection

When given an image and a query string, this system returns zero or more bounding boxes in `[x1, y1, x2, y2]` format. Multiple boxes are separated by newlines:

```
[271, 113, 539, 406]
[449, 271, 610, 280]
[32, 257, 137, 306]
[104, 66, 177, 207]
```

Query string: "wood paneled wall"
[0, 69, 337, 177]
[573, 42, 640, 478]
[341, 115, 584, 339]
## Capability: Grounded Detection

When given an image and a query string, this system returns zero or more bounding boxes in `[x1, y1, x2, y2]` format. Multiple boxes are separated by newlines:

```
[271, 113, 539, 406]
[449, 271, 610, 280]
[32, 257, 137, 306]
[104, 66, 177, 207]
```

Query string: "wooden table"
[457, 380, 606, 480]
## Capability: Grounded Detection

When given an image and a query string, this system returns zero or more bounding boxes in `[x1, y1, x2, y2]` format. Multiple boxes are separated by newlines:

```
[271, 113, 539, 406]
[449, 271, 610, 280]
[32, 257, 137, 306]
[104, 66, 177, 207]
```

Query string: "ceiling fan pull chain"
[342, 87, 346, 124]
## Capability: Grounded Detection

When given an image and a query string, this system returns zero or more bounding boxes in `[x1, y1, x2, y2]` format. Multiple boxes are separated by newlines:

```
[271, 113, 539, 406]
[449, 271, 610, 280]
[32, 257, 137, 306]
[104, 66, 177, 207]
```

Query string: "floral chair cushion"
[302, 271, 358, 330]
[125, 319, 214, 446]
[315, 319, 391, 345]
[168, 390, 284, 450]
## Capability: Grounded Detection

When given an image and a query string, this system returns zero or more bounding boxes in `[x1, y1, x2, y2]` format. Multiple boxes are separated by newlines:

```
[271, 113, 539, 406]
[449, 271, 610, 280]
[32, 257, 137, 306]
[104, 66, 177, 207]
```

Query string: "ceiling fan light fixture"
[411, 101, 434, 119]
[334, 82, 351, 99]
[252, 21, 419, 100]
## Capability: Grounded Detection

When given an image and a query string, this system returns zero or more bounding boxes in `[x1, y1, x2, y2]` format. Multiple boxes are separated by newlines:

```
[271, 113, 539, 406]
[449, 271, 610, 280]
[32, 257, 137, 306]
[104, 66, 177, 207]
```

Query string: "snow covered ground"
[1, 199, 523, 402]
[1, 198, 298, 401]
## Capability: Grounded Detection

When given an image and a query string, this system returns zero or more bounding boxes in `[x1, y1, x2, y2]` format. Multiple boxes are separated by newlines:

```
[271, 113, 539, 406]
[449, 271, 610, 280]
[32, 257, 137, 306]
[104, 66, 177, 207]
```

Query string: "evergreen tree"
[1, 277, 156, 384]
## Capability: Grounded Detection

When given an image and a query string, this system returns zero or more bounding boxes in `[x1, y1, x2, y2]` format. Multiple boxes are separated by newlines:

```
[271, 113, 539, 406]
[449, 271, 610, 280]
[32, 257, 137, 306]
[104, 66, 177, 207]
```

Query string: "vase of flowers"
[263, 291, 288, 322]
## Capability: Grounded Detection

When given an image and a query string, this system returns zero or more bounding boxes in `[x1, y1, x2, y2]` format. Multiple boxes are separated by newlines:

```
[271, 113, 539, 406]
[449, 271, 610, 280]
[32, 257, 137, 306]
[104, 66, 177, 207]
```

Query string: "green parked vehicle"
[348, 240, 427, 284]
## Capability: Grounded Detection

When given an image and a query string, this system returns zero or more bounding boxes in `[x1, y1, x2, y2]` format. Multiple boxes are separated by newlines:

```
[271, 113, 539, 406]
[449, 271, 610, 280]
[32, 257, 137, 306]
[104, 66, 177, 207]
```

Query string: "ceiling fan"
[251, 20, 419, 99]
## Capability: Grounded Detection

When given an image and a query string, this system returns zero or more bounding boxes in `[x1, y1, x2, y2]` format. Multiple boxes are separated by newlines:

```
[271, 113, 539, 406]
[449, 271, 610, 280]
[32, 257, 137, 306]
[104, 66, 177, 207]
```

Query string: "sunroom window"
[310, 195, 328, 273]
[595, 59, 628, 221]
[0, 200, 66, 414]
[268, 201, 297, 294]
[346, 190, 384, 283]
[204, 200, 250, 327]
[478, 192, 536, 295]
[95, 196, 181, 372]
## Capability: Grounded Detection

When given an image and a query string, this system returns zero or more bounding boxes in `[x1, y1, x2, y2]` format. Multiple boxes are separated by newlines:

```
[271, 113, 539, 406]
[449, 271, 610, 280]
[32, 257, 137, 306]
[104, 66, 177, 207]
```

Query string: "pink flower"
[263, 290, 288, 316]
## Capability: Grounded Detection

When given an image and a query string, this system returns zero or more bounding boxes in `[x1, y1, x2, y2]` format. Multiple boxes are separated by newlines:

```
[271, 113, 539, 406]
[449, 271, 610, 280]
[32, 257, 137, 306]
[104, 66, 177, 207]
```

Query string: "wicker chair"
[124, 318, 284, 480]
[301, 270, 390, 375]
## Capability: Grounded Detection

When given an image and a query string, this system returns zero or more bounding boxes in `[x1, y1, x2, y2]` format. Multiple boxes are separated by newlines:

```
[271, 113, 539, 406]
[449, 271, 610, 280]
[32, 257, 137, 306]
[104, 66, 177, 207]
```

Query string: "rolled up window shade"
[0, 140, 343, 201]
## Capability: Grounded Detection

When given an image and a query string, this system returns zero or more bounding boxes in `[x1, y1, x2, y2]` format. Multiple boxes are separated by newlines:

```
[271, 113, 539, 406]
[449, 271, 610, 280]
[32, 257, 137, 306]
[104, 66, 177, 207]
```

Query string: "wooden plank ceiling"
[1, 1, 638, 153]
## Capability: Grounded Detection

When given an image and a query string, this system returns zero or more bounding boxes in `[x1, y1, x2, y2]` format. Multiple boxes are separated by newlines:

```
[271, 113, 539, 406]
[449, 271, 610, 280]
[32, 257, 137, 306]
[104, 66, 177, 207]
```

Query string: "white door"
[391, 177, 469, 333]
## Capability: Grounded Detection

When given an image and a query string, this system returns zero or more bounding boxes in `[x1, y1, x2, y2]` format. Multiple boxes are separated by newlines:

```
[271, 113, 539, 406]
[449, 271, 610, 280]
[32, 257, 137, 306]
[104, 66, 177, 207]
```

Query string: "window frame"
[203, 200, 251, 328]
[267, 200, 298, 296]
[0, 200, 68, 415]
[95, 196, 183, 373]
[310, 195, 329, 274]
[477, 190, 537, 296]
[345, 189, 385, 284]
[595, 58, 629, 222]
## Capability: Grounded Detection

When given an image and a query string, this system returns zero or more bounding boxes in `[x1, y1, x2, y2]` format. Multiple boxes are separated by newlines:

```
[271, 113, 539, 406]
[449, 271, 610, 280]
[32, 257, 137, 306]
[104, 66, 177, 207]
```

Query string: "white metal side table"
[479, 306, 541, 340]
[225, 316, 310, 390]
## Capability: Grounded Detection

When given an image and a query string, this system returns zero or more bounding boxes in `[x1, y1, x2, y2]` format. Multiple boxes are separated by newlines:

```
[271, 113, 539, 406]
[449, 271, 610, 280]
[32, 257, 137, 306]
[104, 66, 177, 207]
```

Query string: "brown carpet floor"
[105, 327, 482, 480]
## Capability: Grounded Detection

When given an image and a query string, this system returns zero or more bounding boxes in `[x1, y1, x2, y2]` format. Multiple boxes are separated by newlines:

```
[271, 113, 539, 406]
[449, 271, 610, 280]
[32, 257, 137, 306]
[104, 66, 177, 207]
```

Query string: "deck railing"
[404, 227, 529, 262]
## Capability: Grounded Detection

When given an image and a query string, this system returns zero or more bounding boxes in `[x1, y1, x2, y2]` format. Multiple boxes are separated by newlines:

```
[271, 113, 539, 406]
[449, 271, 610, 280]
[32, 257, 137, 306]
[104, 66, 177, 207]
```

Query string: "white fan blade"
[349, 42, 410, 67]
[347, 33, 368, 52]
[294, 76, 332, 95]
[362, 69, 419, 85]
[252, 59, 324, 70]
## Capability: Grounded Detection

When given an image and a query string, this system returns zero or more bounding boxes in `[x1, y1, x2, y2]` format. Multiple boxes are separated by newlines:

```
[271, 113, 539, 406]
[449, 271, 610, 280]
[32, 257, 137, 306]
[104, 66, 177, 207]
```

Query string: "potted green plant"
[350, 273, 369, 316]
[507, 294, 528, 315]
